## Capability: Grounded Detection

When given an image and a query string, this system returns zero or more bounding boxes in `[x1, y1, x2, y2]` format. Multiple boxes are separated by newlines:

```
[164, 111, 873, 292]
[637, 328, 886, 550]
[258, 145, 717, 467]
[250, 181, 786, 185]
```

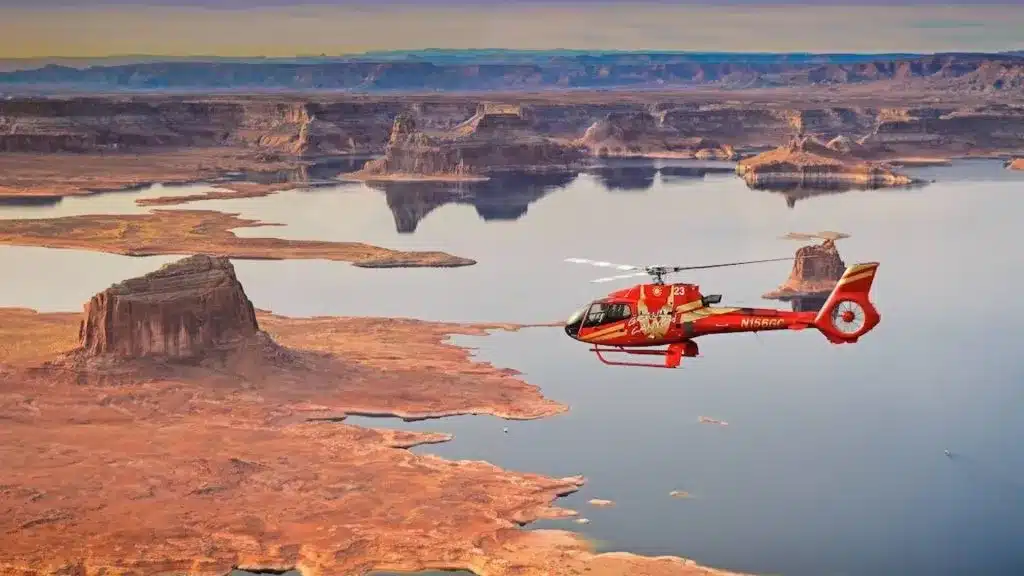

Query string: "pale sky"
[1, 3, 1022, 58]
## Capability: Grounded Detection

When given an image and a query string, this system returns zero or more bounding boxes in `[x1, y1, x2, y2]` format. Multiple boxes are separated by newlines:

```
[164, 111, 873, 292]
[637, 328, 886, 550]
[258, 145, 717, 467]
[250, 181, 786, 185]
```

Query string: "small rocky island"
[577, 111, 735, 159]
[736, 136, 916, 189]
[762, 231, 849, 300]
[348, 105, 587, 181]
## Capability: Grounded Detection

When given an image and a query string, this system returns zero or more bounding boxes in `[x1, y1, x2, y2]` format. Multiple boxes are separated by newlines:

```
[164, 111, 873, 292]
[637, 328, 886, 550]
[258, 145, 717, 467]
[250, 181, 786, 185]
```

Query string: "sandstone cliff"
[577, 111, 735, 159]
[352, 108, 586, 180]
[763, 232, 849, 299]
[77, 254, 261, 360]
[2, 95, 1024, 162]
[736, 136, 916, 189]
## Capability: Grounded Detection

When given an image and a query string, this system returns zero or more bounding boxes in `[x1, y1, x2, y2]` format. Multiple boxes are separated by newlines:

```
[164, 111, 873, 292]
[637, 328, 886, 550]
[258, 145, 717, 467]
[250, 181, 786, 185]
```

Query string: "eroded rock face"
[78, 255, 259, 359]
[763, 239, 846, 299]
[577, 111, 736, 158]
[356, 110, 586, 179]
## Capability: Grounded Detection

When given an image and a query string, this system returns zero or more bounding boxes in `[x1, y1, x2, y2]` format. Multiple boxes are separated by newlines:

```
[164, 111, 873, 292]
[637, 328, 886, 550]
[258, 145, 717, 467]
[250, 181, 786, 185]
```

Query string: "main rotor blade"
[591, 271, 650, 283]
[666, 256, 801, 273]
[565, 257, 641, 271]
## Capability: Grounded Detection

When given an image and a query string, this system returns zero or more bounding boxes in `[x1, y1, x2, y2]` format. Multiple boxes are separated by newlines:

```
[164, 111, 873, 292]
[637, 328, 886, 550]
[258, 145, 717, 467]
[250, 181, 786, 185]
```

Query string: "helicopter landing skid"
[589, 341, 698, 369]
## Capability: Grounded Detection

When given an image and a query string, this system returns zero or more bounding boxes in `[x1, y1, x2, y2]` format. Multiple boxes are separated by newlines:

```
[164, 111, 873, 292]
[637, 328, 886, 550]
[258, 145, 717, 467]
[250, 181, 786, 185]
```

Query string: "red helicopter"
[563, 256, 881, 368]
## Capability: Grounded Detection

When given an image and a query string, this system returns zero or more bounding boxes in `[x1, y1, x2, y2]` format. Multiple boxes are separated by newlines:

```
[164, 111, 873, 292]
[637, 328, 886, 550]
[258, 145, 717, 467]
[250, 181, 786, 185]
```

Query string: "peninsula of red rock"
[2, 254, 755, 576]
[736, 136, 916, 189]
[763, 232, 850, 300]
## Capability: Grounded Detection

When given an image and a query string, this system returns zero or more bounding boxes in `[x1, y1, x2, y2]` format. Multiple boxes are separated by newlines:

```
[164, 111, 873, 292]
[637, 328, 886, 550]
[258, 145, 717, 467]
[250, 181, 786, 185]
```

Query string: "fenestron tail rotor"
[566, 256, 807, 285]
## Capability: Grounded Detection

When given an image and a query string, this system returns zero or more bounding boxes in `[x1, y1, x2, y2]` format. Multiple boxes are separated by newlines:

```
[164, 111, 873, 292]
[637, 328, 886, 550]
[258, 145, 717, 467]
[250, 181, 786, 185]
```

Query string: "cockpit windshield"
[566, 306, 587, 326]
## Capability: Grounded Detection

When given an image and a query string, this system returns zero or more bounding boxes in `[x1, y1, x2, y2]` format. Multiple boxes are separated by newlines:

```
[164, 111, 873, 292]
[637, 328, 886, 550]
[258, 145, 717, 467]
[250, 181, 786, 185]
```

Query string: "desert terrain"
[0, 255, 745, 576]
[2, 49, 1023, 576]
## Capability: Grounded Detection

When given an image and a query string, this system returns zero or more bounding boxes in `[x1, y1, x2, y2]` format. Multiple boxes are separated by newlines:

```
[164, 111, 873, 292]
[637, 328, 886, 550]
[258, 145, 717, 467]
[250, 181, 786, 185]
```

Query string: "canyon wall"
[1, 96, 1023, 159]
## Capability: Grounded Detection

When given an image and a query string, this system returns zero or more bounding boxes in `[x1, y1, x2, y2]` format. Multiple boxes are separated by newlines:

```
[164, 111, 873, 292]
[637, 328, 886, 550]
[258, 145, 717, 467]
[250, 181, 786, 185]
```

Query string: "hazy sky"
[1, 2, 1022, 58]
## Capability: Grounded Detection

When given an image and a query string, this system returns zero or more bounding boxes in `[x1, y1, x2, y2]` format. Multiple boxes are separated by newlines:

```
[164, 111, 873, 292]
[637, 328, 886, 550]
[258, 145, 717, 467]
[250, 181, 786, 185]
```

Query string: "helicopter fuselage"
[564, 282, 817, 347]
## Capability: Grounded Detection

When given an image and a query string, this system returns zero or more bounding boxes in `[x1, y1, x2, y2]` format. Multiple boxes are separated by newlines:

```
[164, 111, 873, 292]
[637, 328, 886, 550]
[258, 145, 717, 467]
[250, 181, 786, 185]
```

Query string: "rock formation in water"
[762, 232, 849, 300]
[736, 136, 916, 189]
[577, 111, 735, 159]
[77, 254, 261, 359]
[351, 106, 586, 180]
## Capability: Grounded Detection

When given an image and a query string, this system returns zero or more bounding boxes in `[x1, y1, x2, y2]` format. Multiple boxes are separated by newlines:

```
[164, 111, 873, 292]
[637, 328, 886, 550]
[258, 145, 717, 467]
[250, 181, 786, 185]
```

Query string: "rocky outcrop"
[577, 111, 735, 158]
[736, 136, 917, 189]
[351, 111, 586, 180]
[77, 255, 260, 359]
[763, 232, 849, 299]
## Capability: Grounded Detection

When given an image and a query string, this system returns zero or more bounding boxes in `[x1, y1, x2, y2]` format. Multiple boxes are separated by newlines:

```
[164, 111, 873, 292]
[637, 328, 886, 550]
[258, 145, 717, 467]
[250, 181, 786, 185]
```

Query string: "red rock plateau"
[577, 111, 735, 159]
[736, 136, 917, 189]
[763, 232, 849, 299]
[1, 92, 1022, 201]
[0, 209, 473, 268]
[348, 105, 587, 181]
[0, 255, 750, 576]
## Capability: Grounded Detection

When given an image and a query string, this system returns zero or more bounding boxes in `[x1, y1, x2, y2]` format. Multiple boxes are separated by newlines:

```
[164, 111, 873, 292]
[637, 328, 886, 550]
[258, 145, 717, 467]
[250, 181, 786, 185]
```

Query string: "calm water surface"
[3, 159, 1024, 576]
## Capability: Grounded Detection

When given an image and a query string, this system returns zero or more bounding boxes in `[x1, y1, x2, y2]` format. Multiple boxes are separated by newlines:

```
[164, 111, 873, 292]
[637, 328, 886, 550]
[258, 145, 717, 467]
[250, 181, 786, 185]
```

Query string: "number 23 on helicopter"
[562, 256, 881, 368]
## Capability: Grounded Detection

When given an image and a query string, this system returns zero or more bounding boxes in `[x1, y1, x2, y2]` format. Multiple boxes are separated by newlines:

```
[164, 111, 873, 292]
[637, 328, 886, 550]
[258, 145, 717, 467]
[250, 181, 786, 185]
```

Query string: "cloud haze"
[1, 3, 1021, 58]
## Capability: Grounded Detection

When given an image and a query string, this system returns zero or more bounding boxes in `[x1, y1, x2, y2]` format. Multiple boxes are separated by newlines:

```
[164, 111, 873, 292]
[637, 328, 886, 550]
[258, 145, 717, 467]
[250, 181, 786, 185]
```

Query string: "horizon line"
[5, 48, 1023, 60]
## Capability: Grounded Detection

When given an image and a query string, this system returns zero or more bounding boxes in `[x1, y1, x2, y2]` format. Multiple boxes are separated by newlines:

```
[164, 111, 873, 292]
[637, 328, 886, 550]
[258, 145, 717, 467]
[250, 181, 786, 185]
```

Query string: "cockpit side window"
[581, 302, 633, 327]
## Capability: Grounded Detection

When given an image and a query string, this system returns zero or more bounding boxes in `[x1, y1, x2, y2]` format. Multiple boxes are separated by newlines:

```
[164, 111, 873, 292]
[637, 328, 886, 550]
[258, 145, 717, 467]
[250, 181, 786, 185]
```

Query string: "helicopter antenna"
[566, 255, 814, 285]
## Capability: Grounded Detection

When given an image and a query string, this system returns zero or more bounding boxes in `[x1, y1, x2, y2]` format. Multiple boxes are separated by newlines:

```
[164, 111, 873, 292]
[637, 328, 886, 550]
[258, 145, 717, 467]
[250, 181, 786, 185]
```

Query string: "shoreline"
[0, 209, 476, 268]
[0, 306, 750, 576]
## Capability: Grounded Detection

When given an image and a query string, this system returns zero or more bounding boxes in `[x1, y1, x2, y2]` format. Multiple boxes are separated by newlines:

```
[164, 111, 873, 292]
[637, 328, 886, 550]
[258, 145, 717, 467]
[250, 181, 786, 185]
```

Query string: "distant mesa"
[736, 135, 918, 191]
[347, 106, 587, 182]
[762, 232, 849, 301]
[76, 254, 267, 362]
[578, 111, 736, 160]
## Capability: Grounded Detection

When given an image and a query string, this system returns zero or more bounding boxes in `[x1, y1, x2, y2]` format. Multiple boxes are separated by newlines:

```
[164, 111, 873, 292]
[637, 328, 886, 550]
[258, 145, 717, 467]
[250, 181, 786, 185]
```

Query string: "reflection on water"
[223, 155, 374, 186]
[2, 159, 1024, 576]
[367, 171, 575, 233]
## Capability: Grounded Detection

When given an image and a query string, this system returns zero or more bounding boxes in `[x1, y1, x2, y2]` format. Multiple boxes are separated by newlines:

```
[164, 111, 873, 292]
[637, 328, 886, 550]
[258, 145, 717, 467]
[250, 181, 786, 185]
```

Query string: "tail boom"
[814, 262, 881, 344]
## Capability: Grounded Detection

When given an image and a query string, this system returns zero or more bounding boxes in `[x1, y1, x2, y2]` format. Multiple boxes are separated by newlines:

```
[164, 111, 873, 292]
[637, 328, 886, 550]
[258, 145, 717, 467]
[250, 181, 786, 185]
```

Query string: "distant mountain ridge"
[0, 50, 1021, 92]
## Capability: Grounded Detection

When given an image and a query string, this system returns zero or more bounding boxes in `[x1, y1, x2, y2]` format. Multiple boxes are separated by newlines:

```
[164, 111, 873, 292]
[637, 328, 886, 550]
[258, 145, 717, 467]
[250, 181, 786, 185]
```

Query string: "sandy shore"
[0, 209, 474, 268]
[0, 149, 304, 199]
[0, 307, 748, 576]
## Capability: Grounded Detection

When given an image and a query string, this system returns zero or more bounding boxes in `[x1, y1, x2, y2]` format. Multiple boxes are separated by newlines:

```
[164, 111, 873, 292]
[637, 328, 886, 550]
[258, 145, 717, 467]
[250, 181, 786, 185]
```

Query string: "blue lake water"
[2, 159, 1024, 576]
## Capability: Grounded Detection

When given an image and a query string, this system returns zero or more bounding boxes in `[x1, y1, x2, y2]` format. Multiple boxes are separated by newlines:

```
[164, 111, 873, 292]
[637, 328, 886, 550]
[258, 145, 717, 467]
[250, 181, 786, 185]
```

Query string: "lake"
[3, 159, 1024, 576]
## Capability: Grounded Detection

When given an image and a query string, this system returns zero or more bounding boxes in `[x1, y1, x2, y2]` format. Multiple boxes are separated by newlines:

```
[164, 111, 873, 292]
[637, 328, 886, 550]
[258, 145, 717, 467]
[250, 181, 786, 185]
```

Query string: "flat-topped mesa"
[736, 135, 915, 189]
[577, 111, 736, 159]
[350, 109, 586, 181]
[78, 255, 260, 359]
[763, 232, 849, 300]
